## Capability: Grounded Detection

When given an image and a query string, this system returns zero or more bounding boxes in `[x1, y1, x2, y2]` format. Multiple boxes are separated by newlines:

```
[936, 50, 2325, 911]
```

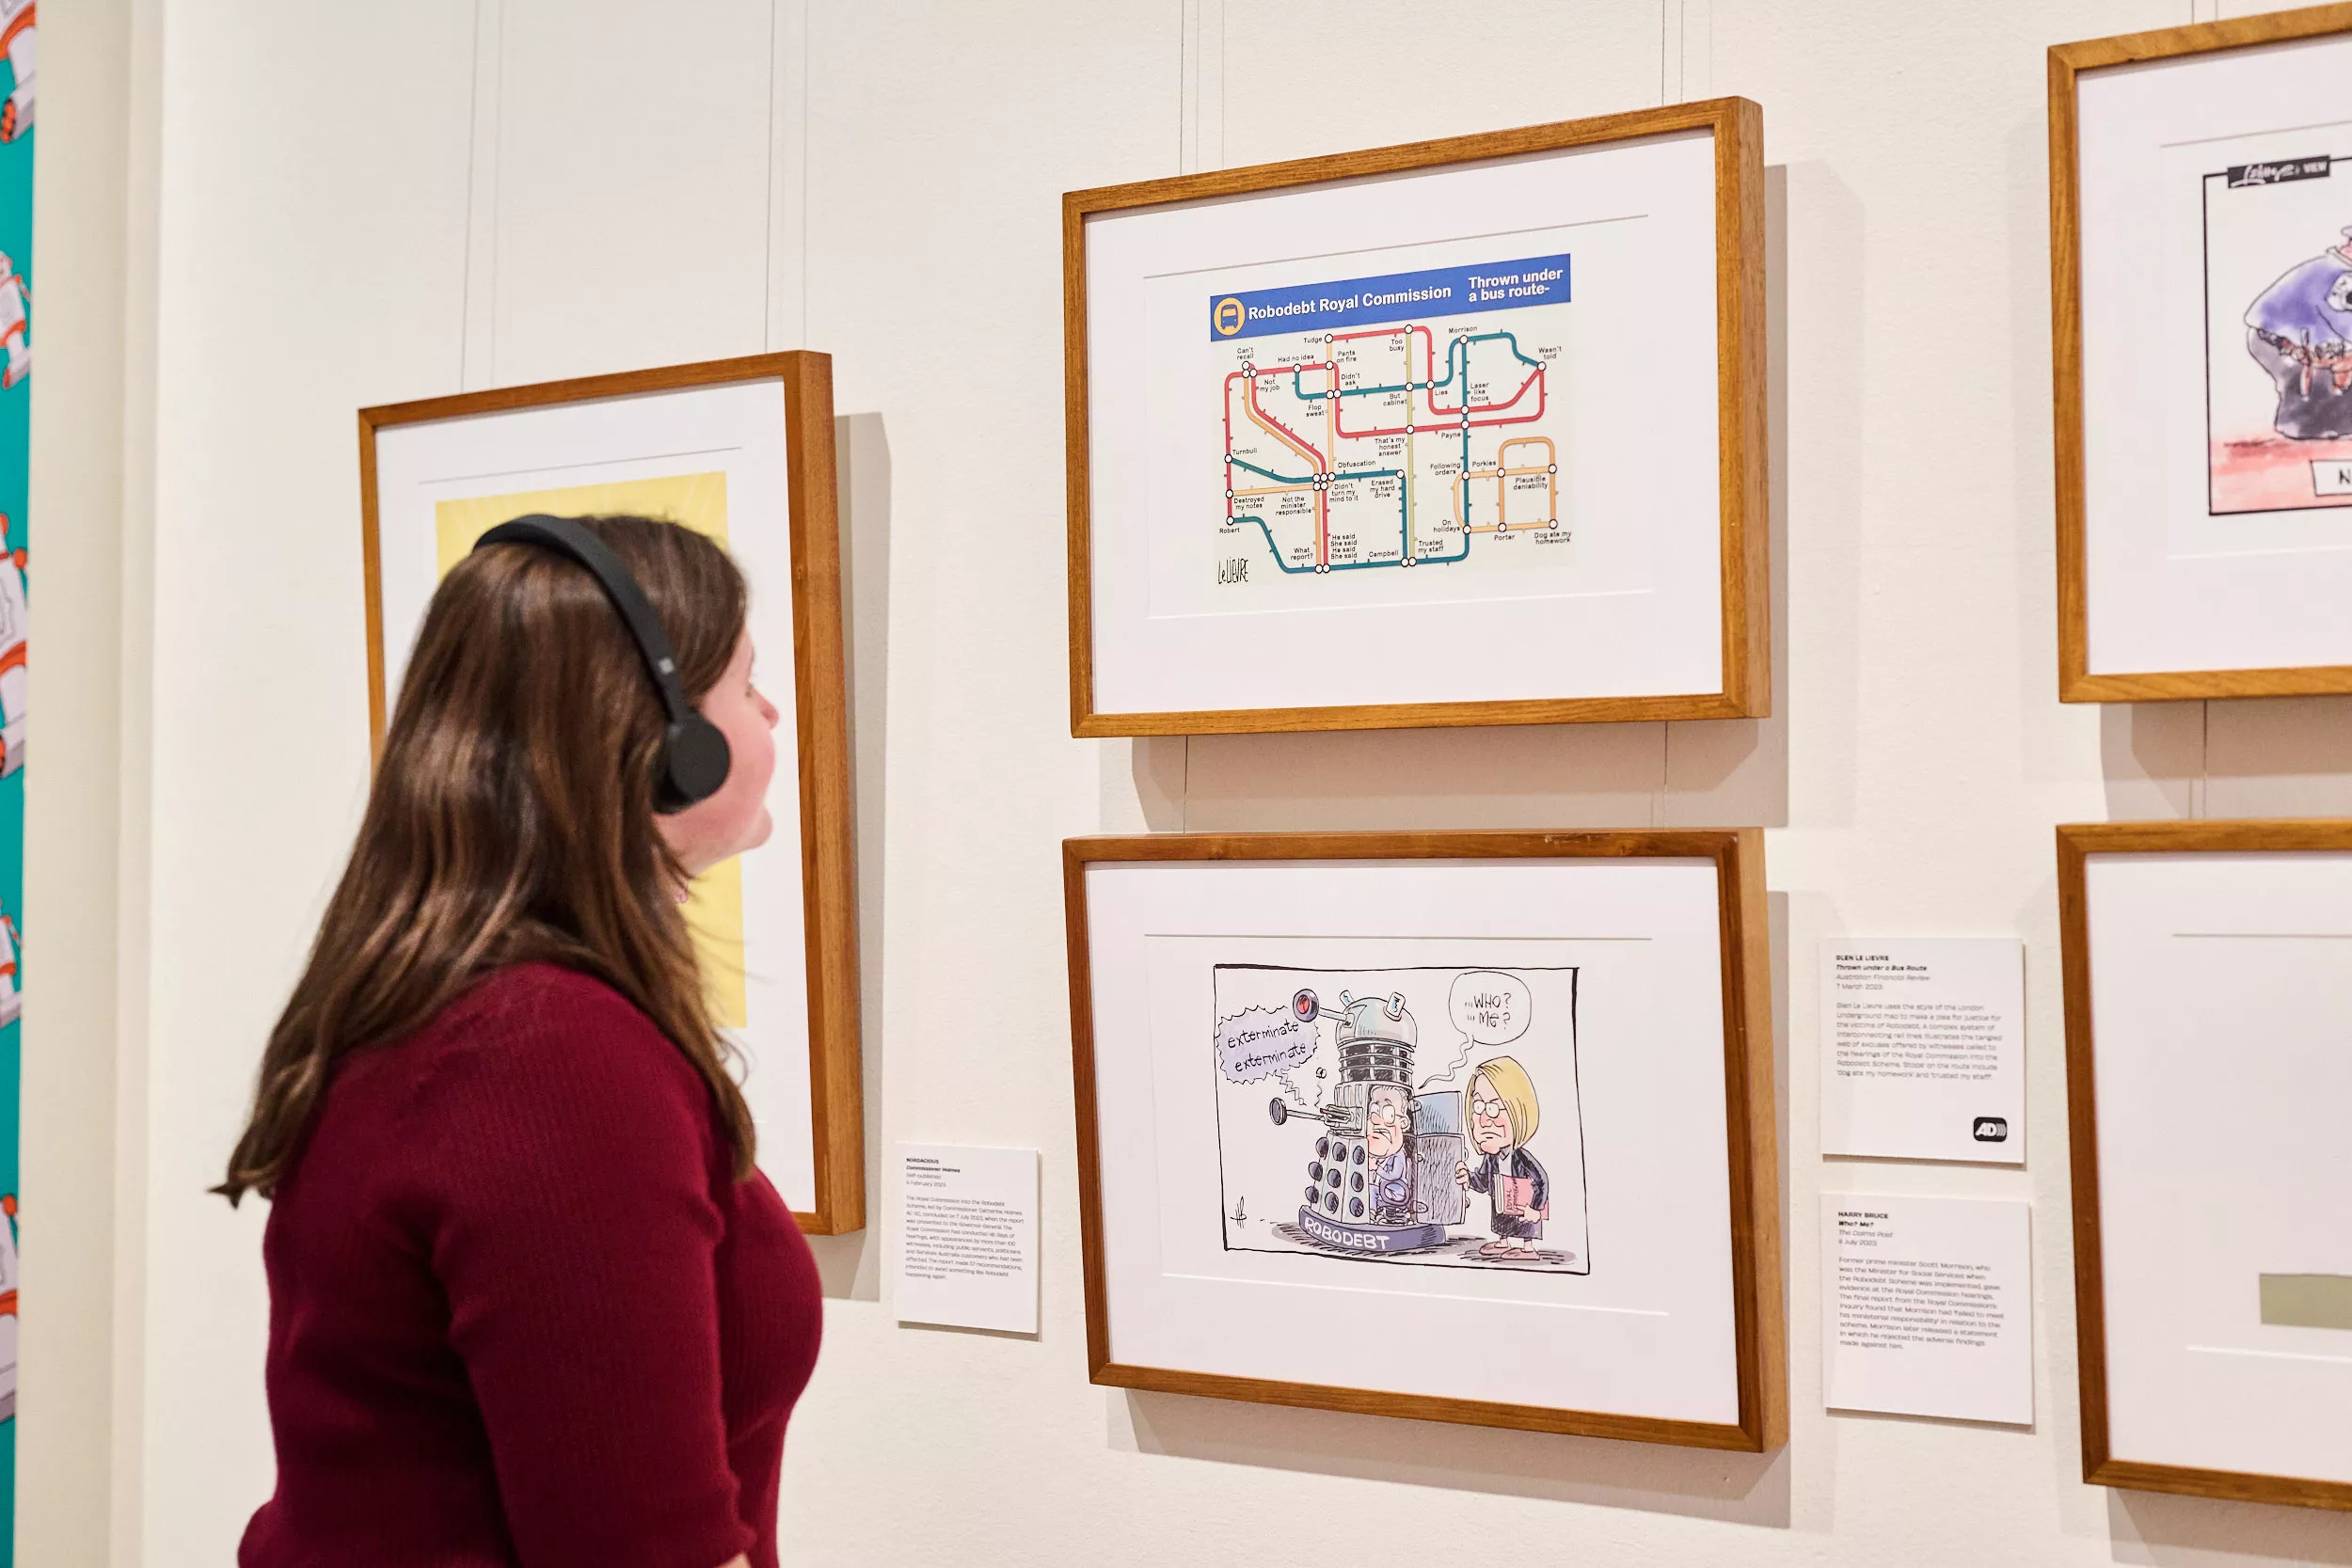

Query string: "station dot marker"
[1497, 522, 1509, 533]
[1225, 488, 1234, 499]
[1548, 464, 1557, 473]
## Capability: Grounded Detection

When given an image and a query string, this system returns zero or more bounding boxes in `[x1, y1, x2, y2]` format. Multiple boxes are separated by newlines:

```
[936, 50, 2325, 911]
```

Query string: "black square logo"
[1972, 1117, 2010, 1143]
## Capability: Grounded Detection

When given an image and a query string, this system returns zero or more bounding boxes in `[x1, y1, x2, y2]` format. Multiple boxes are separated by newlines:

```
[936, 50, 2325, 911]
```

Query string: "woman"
[1453, 1055, 1547, 1260]
[218, 515, 818, 1568]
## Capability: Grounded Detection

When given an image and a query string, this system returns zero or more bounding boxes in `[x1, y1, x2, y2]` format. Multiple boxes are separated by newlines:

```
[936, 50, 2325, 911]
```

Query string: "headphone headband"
[471, 515, 732, 814]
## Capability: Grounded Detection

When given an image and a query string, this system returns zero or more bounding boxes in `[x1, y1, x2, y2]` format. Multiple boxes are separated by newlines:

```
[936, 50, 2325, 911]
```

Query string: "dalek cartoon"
[1268, 989, 1466, 1253]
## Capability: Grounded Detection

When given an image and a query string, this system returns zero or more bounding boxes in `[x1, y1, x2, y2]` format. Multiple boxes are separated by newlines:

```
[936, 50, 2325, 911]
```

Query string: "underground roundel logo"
[1213, 296, 1247, 337]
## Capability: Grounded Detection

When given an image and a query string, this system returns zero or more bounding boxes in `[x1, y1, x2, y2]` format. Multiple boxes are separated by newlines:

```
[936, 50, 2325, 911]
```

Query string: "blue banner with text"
[1207, 253, 1570, 341]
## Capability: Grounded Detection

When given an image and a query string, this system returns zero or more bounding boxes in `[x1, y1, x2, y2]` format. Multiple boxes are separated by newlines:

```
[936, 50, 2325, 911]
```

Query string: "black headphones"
[471, 514, 732, 815]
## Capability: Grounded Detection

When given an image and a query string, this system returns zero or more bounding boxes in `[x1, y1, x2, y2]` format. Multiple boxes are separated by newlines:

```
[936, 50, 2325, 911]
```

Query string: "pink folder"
[1497, 1175, 1549, 1220]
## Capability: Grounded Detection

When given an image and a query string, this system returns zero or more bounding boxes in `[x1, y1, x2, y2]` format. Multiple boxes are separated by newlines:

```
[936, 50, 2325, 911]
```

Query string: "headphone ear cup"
[655, 715, 733, 816]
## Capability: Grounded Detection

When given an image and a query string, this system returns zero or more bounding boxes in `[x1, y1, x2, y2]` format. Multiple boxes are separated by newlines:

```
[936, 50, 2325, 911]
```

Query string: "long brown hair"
[217, 515, 756, 1203]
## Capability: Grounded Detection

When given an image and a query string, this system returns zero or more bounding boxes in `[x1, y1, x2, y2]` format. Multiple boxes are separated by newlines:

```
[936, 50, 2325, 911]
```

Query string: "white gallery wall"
[28, 0, 2352, 1563]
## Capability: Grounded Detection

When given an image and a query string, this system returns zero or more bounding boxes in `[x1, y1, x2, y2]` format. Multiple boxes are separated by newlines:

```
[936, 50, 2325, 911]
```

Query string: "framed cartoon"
[359, 353, 866, 1233]
[2059, 818, 2352, 1509]
[2052, 7, 2352, 699]
[1064, 98, 1768, 736]
[1063, 830, 1783, 1449]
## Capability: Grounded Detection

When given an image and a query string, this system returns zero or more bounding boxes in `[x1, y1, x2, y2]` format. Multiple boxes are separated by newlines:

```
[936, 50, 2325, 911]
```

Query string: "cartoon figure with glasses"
[1454, 1056, 1548, 1260]
[1361, 1083, 1417, 1225]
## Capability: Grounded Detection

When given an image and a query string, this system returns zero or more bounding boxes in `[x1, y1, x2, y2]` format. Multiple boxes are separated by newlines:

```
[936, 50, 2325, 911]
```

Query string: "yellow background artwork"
[433, 472, 747, 1027]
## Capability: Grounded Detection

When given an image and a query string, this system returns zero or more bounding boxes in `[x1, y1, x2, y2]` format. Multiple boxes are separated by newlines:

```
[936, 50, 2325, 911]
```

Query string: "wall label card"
[1820, 1193, 2033, 1426]
[1819, 937, 2023, 1164]
[893, 1144, 1040, 1336]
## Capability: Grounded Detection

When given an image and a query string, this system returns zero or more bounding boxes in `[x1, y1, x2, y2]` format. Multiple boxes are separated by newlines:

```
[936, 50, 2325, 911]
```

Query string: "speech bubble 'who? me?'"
[1450, 971, 1531, 1048]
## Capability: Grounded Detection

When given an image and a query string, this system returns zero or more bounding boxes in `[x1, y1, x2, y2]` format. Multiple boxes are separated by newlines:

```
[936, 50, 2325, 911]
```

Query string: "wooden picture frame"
[358, 352, 866, 1234]
[1065, 97, 1768, 736]
[1063, 829, 1784, 1450]
[2050, 7, 2352, 701]
[2058, 817, 2352, 1509]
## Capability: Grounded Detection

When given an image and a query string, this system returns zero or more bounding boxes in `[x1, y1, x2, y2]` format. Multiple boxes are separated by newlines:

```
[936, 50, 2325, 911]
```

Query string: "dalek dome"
[1335, 992, 1418, 1050]
[1336, 992, 1418, 1085]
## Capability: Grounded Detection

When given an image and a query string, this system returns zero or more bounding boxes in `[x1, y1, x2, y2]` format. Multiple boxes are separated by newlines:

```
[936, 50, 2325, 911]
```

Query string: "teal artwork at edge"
[0, 8, 36, 1560]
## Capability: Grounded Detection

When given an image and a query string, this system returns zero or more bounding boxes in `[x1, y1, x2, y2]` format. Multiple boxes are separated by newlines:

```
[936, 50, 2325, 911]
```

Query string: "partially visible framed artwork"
[1063, 830, 1783, 1449]
[2052, 7, 2352, 700]
[359, 353, 866, 1234]
[2059, 818, 2352, 1509]
[1064, 97, 1768, 736]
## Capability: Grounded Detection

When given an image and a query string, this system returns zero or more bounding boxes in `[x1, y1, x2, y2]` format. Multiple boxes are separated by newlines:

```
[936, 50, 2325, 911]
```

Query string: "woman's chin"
[673, 812, 774, 880]
[733, 808, 775, 859]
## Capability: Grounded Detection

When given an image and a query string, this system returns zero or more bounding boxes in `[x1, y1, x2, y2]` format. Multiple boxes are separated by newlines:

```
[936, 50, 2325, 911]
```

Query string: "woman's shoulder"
[444, 958, 646, 1020]
[288, 964, 721, 1219]
[430, 959, 666, 1040]
[401, 961, 711, 1122]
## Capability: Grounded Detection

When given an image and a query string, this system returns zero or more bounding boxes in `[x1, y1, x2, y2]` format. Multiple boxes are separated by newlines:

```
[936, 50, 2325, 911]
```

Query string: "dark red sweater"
[241, 962, 822, 1568]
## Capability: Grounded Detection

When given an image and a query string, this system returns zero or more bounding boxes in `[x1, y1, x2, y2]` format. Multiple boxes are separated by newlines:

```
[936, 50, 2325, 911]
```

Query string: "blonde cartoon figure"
[1453, 1055, 1547, 1259]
